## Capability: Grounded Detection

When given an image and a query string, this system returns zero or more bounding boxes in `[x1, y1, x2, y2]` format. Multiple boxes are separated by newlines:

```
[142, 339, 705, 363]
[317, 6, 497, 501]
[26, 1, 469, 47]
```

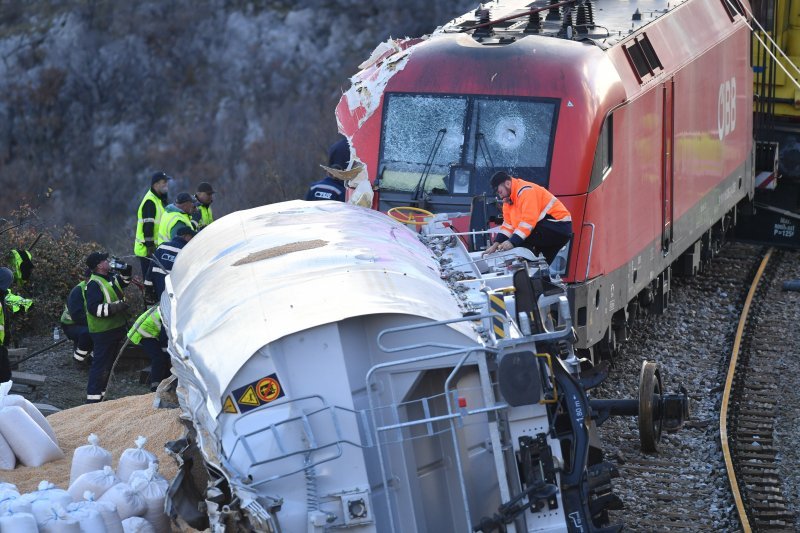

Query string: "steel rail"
[719, 247, 772, 533]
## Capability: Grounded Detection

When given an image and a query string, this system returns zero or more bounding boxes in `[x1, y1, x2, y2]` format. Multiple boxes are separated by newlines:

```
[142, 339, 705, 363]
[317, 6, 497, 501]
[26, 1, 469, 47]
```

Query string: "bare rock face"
[0, 0, 474, 244]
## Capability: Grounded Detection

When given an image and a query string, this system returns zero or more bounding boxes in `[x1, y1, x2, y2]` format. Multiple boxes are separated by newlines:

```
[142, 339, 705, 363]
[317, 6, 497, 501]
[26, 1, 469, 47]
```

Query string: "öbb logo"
[718, 77, 736, 141]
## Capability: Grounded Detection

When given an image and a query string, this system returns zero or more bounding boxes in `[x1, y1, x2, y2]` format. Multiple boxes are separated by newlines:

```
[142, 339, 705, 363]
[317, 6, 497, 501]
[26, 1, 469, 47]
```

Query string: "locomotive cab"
[337, 29, 624, 281]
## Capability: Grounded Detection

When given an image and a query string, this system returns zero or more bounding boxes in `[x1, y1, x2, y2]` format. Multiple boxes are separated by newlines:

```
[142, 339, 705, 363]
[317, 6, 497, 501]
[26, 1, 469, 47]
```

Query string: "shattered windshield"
[379, 94, 558, 195]
[380, 95, 467, 194]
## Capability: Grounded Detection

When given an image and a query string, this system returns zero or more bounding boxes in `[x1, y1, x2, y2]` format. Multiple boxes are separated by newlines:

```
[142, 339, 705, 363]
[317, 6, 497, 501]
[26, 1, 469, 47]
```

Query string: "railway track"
[722, 248, 800, 531]
[594, 242, 766, 532]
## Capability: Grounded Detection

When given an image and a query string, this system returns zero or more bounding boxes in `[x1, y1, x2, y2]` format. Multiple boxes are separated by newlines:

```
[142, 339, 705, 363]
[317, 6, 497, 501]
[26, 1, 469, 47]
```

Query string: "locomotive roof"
[441, 0, 684, 48]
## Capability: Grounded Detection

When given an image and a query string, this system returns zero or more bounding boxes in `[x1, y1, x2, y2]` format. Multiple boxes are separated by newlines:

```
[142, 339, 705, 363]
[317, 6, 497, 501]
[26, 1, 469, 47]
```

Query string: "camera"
[108, 257, 132, 277]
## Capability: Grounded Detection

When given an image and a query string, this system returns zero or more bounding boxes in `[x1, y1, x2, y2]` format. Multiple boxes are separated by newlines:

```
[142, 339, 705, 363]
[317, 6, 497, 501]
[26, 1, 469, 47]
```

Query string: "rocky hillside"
[0, 0, 474, 248]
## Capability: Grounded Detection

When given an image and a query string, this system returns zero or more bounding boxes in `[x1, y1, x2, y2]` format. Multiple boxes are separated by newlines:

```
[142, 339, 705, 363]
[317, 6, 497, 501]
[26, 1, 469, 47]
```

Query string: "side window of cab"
[589, 114, 613, 192]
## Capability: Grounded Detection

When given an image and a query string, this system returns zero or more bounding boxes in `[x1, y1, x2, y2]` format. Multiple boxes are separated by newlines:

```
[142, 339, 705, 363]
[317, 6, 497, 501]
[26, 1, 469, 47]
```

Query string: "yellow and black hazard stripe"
[488, 291, 507, 339]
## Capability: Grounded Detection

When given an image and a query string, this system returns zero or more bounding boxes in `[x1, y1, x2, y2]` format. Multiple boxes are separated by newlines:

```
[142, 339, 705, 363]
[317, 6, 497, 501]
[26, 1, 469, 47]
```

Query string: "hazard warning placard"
[228, 372, 286, 413]
[222, 395, 238, 414]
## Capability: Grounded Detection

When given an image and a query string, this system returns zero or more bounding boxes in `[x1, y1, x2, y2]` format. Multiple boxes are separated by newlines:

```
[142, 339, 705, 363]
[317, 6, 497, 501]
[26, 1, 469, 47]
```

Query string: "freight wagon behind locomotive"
[336, 0, 755, 358]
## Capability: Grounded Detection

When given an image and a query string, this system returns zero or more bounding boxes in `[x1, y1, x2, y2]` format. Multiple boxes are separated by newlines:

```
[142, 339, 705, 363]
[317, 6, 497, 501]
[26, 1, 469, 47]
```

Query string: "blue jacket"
[305, 176, 346, 202]
[67, 283, 88, 326]
[149, 237, 187, 298]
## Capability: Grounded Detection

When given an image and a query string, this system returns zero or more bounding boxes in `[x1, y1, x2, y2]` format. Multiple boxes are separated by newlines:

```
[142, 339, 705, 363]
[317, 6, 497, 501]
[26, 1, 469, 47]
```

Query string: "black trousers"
[140, 334, 170, 390]
[87, 327, 126, 402]
[520, 218, 573, 263]
[63, 323, 93, 360]
[0, 345, 10, 383]
[139, 256, 154, 286]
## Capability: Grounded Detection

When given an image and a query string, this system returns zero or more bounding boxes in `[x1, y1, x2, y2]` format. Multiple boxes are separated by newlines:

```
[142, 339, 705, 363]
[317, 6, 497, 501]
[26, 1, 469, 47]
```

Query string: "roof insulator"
[525, 10, 542, 33]
[473, 7, 493, 38]
[546, 0, 561, 21]
[475, 7, 491, 24]
[632, 8, 642, 21]
[586, 0, 596, 27]
[576, 4, 588, 34]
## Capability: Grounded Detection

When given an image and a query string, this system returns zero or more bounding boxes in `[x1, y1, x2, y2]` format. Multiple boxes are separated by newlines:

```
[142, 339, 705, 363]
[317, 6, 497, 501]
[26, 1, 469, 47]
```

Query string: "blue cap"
[0, 267, 13, 291]
[151, 171, 172, 185]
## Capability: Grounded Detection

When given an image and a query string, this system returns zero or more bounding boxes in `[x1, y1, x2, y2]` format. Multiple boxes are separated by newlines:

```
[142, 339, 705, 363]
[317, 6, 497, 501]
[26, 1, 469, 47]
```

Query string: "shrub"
[0, 206, 144, 341]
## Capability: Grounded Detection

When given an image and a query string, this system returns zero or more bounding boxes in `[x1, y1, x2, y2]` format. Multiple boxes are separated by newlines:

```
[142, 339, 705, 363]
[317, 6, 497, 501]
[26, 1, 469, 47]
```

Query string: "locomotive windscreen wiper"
[475, 132, 495, 169]
[412, 128, 447, 206]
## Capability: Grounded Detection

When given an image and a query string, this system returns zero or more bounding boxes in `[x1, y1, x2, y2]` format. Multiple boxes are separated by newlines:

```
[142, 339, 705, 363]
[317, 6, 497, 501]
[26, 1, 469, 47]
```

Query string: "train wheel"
[638, 361, 663, 452]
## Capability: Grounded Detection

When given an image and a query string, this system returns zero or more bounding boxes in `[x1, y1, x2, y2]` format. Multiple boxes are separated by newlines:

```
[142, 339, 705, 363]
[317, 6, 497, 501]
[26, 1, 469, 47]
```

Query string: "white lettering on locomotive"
[718, 77, 737, 140]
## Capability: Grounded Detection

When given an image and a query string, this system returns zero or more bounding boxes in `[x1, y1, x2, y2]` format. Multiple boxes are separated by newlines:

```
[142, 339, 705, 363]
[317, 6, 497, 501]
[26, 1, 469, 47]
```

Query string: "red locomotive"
[336, 0, 754, 359]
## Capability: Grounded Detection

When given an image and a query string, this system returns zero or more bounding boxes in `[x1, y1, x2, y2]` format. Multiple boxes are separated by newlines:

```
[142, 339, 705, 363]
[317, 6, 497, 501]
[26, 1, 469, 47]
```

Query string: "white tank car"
[161, 200, 688, 533]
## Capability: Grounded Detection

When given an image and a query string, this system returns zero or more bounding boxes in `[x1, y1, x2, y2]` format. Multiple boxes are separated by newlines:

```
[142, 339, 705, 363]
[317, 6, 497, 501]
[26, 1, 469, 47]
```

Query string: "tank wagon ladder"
[366, 313, 506, 532]
[367, 303, 578, 532]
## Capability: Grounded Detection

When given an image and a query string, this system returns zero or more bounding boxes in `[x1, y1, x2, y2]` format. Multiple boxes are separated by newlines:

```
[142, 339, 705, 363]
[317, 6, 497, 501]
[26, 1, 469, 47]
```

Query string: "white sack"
[67, 505, 108, 533]
[1, 495, 32, 514]
[121, 516, 156, 533]
[98, 483, 146, 521]
[21, 481, 73, 516]
[117, 436, 158, 483]
[68, 465, 120, 501]
[129, 471, 169, 533]
[0, 430, 15, 470]
[0, 381, 58, 443]
[36, 503, 81, 533]
[70, 434, 112, 485]
[0, 406, 64, 466]
[0, 511, 38, 533]
[69, 492, 123, 533]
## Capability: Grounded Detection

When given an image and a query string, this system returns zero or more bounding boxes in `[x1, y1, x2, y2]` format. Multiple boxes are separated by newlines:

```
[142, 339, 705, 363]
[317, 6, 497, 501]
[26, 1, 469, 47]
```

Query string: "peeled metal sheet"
[163, 200, 474, 416]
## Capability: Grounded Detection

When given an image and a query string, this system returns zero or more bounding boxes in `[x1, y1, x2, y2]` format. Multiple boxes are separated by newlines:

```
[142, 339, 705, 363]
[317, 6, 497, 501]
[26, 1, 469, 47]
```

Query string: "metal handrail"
[583, 221, 596, 281]
[226, 395, 370, 487]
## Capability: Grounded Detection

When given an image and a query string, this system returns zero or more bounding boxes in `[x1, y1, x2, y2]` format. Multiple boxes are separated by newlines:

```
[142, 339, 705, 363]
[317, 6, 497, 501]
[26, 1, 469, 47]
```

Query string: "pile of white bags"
[0, 381, 63, 469]
[0, 435, 172, 532]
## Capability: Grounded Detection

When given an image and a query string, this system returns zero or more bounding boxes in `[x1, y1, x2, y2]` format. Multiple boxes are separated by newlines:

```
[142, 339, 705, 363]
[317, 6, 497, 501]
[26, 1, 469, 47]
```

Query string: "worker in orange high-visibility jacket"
[483, 171, 572, 263]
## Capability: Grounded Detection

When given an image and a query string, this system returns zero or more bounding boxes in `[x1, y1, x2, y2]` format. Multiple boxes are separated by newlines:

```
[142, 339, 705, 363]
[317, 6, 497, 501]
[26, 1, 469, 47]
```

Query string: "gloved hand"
[108, 301, 129, 316]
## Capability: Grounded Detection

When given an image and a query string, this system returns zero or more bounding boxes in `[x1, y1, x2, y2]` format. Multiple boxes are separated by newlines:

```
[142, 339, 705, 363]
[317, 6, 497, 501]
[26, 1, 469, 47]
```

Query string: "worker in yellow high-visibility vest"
[156, 192, 195, 245]
[134, 172, 171, 293]
[193, 182, 215, 229]
[0, 267, 12, 383]
[83, 252, 131, 403]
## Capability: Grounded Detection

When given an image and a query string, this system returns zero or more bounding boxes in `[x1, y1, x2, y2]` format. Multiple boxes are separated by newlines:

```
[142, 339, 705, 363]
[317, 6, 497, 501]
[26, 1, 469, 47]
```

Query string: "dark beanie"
[490, 171, 511, 190]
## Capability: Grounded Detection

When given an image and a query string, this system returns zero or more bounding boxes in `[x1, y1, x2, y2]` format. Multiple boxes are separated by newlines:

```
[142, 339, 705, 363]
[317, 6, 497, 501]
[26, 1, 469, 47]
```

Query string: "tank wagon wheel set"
[156, 0, 800, 531]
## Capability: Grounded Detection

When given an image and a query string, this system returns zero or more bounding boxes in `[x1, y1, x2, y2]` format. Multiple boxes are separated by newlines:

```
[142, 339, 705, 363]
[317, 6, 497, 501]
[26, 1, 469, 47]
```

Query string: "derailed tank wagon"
[162, 201, 688, 532]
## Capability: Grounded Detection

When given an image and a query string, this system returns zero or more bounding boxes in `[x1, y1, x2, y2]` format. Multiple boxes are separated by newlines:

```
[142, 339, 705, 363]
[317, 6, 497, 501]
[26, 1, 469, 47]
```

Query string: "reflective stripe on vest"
[61, 280, 86, 326]
[0, 305, 5, 345]
[157, 210, 192, 245]
[502, 178, 572, 241]
[84, 274, 126, 333]
[127, 306, 161, 345]
[135, 190, 166, 257]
